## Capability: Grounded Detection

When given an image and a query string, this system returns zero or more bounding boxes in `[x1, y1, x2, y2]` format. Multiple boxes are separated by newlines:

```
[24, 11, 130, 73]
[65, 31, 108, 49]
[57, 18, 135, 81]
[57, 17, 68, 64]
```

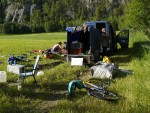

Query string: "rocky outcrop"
[4, 0, 127, 23]
[5, 3, 38, 23]
[5, 3, 16, 22]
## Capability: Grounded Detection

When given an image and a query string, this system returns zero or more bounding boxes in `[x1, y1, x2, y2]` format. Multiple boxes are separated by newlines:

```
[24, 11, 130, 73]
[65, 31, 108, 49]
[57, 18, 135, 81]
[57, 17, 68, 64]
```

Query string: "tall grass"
[0, 32, 149, 113]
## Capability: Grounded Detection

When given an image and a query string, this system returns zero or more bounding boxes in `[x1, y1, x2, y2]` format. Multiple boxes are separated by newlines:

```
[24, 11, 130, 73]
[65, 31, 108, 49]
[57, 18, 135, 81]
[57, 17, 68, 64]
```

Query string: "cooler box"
[70, 48, 83, 54]
[70, 43, 84, 54]
[7, 64, 25, 75]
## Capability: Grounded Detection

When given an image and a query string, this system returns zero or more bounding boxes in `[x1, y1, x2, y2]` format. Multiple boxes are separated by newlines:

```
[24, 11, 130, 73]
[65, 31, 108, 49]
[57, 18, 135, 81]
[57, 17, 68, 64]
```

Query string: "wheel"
[88, 88, 119, 101]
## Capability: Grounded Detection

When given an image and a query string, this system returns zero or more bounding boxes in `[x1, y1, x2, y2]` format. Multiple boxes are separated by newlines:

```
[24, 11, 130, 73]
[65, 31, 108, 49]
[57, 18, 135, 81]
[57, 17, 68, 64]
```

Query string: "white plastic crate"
[7, 64, 25, 75]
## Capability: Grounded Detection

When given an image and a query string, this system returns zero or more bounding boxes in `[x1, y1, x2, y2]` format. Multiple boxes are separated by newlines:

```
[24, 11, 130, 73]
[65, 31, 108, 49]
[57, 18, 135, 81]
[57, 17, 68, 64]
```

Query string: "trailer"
[66, 21, 129, 64]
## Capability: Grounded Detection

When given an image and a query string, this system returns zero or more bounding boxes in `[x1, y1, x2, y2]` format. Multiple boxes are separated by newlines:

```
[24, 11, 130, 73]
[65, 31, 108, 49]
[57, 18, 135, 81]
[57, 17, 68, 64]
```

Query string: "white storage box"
[7, 64, 25, 75]
[71, 58, 83, 66]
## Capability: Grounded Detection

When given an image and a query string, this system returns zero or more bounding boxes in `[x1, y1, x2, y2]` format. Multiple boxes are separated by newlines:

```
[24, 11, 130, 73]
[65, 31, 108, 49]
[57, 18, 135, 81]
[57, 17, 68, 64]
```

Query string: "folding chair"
[19, 55, 40, 82]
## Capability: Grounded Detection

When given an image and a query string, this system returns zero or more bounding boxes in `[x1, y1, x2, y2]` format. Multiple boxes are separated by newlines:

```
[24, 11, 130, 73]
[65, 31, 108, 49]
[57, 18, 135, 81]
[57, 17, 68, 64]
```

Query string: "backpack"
[68, 80, 85, 96]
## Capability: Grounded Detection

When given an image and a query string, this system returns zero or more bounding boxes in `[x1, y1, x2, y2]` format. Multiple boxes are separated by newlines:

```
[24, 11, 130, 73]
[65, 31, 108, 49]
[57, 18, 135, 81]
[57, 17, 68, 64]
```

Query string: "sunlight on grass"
[0, 32, 149, 113]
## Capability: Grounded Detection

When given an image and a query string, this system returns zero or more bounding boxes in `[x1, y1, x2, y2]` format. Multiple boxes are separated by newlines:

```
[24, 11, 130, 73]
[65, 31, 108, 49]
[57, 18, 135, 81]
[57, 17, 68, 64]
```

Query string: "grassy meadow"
[0, 31, 150, 113]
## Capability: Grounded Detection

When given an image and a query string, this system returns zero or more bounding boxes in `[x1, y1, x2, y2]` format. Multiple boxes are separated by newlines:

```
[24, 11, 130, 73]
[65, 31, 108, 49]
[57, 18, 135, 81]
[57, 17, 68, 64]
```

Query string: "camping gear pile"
[8, 54, 29, 64]
[43, 49, 54, 58]
[31, 48, 67, 59]
[31, 49, 54, 58]
[68, 56, 132, 98]
[90, 61, 118, 79]
[90, 56, 132, 80]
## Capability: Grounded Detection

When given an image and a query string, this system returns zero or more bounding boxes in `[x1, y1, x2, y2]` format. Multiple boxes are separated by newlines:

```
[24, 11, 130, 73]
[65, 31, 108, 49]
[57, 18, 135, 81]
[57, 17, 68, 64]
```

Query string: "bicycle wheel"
[88, 88, 119, 101]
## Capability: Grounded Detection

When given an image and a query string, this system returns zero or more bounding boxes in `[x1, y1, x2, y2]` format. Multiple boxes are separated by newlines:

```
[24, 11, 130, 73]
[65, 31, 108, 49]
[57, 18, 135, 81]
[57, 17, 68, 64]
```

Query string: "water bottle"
[13, 59, 16, 65]
[17, 79, 22, 90]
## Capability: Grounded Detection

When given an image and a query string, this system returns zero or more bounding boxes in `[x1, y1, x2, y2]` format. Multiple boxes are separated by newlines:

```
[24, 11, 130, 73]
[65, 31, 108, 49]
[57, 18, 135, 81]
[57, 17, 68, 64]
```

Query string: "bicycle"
[83, 81, 119, 101]
[74, 70, 119, 101]
[68, 79, 119, 101]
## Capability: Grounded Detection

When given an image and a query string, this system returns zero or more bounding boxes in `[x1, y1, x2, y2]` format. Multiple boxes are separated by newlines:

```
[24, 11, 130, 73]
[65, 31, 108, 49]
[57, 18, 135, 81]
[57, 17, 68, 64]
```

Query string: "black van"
[66, 21, 129, 62]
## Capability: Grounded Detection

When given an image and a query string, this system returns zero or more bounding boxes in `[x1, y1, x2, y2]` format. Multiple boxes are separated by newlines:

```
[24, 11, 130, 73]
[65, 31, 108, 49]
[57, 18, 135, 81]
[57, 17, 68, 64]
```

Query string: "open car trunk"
[116, 30, 129, 48]
[66, 21, 129, 63]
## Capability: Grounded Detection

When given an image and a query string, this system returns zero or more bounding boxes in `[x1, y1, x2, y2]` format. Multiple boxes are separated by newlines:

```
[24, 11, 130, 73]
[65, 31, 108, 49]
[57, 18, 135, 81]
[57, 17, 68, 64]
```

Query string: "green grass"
[0, 32, 150, 113]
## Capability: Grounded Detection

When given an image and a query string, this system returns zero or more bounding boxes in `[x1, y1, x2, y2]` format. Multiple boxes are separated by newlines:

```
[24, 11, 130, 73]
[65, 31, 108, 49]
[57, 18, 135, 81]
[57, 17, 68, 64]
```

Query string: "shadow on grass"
[21, 90, 67, 101]
[111, 41, 150, 63]
[0, 81, 68, 101]
[39, 60, 63, 70]
[19, 81, 69, 101]
[113, 69, 133, 79]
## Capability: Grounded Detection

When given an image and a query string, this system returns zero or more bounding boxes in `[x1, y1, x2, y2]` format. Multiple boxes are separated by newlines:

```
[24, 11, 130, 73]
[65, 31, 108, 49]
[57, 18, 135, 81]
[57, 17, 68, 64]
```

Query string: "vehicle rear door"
[116, 30, 129, 48]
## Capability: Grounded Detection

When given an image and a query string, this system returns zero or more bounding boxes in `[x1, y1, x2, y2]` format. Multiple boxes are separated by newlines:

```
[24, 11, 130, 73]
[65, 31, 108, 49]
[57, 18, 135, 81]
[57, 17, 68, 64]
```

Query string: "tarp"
[90, 61, 118, 79]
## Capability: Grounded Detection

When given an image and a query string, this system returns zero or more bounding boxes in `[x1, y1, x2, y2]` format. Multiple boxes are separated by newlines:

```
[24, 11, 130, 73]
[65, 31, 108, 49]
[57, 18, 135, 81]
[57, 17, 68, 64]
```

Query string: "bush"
[0, 24, 3, 33]
[2, 22, 31, 34]
[2, 23, 11, 34]
[44, 20, 60, 32]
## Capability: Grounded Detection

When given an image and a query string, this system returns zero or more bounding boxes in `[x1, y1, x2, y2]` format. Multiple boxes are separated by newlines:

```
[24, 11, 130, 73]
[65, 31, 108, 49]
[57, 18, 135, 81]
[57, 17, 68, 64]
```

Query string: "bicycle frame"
[83, 81, 106, 93]
[83, 81, 118, 101]
[84, 81, 102, 89]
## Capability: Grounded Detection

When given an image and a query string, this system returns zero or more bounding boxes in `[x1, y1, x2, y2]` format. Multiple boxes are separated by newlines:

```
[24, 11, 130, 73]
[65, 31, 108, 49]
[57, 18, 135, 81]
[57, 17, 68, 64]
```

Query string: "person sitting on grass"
[51, 42, 62, 54]
[63, 41, 67, 49]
